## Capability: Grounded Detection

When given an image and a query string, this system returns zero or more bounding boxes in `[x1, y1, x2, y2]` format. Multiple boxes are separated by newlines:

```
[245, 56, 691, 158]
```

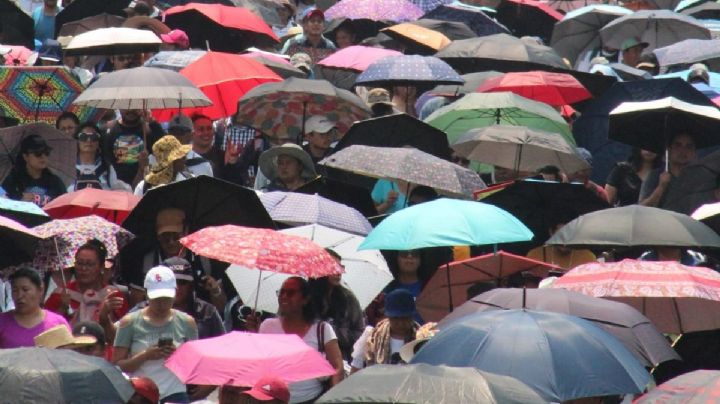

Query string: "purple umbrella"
[325, 0, 424, 22]
[411, 0, 452, 13]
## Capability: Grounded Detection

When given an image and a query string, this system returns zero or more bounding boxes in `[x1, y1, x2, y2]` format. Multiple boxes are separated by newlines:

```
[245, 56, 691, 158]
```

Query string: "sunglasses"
[31, 150, 50, 157]
[78, 133, 100, 142]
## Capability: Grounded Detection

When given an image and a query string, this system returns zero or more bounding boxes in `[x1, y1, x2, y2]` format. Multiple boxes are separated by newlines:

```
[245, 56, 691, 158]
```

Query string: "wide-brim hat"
[34, 325, 97, 349]
[259, 143, 317, 182]
[145, 135, 192, 186]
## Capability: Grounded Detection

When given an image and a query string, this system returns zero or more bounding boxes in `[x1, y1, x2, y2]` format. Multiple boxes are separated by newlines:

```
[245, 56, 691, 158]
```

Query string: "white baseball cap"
[144, 265, 177, 299]
[305, 115, 336, 134]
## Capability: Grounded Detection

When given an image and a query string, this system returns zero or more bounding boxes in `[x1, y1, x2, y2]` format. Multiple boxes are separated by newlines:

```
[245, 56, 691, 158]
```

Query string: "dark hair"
[371, 103, 394, 118]
[55, 111, 80, 130]
[408, 186, 438, 206]
[283, 276, 316, 323]
[9, 267, 43, 290]
[627, 148, 662, 172]
[75, 238, 108, 264]
[536, 165, 562, 181]
[191, 113, 212, 124]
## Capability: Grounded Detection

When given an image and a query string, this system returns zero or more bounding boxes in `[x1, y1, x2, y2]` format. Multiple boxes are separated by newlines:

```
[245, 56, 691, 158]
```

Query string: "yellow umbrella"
[381, 23, 451, 54]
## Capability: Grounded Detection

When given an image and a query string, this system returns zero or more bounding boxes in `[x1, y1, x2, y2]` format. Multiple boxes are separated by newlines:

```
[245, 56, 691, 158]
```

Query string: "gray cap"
[168, 114, 193, 132]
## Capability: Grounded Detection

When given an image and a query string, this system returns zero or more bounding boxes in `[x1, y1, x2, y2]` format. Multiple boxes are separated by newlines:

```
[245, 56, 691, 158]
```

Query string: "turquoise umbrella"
[0, 198, 50, 226]
[358, 198, 533, 250]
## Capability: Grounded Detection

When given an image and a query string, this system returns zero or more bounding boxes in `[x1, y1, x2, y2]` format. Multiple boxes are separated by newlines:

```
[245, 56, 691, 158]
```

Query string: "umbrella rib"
[462, 262, 500, 280]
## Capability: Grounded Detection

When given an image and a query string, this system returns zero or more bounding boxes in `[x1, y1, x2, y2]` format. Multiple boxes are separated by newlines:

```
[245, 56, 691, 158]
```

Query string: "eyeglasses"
[75, 260, 99, 268]
[78, 133, 101, 142]
[276, 288, 300, 298]
[398, 250, 419, 258]
[31, 150, 50, 157]
[158, 232, 183, 243]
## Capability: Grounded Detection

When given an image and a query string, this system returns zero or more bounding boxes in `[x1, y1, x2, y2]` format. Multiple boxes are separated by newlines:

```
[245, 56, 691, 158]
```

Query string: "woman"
[258, 143, 317, 192]
[0, 267, 70, 348]
[55, 111, 79, 138]
[605, 148, 662, 206]
[383, 250, 428, 323]
[113, 266, 198, 403]
[68, 122, 121, 191]
[2, 134, 66, 206]
[256, 277, 344, 403]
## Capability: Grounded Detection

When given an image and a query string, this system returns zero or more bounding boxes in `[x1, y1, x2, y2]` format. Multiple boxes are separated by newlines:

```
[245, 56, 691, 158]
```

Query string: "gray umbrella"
[142, 50, 207, 71]
[546, 205, 720, 248]
[653, 38, 720, 70]
[663, 148, 720, 215]
[440, 288, 680, 368]
[600, 10, 711, 51]
[72, 66, 211, 110]
[316, 364, 546, 404]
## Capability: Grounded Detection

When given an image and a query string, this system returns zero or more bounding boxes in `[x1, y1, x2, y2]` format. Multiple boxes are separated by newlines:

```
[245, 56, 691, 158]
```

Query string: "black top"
[103, 121, 164, 185]
[2, 168, 66, 207]
[605, 162, 642, 206]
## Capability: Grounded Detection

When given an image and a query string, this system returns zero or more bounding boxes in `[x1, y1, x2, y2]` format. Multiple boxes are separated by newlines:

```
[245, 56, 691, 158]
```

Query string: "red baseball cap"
[130, 377, 160, 403]
[243, 376, 290, 402]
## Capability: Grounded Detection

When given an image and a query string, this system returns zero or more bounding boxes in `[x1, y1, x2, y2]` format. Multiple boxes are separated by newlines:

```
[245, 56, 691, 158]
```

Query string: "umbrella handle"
[253, 269, 262, 313]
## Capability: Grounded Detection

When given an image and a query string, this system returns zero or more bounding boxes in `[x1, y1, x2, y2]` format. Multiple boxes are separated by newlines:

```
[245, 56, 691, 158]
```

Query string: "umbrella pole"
[445, 262, 453, 313]
[53, 238, 67, 288]
[299, 102, 307, 146]
[252, 269, 262, 313]
[664, 114, 669, 172]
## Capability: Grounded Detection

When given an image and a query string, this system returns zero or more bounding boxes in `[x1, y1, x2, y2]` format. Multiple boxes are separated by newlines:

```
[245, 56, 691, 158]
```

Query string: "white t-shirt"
[350, 333, 404, 369]
[259, 319, 337, 403]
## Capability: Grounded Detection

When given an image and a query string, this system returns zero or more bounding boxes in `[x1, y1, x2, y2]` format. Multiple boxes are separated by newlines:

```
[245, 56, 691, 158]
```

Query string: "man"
[640, 133, 696, 207]
[162, 114, 213, 178]
[303, 115, 336, 166]
[191, 114, 246, 184]
[281, 7, 336, 64]
[367, 88, 397, 118]
[32, 0, 62, 43]
[103, 109, 164, 187]
[620, 37, 648, 68]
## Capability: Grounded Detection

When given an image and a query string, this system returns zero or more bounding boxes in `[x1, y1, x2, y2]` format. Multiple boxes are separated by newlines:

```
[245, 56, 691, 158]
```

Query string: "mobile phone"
[158, 337, 173, 347]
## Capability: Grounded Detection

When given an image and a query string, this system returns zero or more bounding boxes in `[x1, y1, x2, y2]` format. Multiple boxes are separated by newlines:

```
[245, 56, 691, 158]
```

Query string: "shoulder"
[117, 310, 140, 329]
[259, 317, 282, 334]
[316, 320, 337, 340]
[44, 310, 70, 326]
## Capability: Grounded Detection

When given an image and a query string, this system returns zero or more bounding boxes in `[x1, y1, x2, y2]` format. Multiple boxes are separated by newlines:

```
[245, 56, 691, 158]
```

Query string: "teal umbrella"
[424, 92, 574, 145]
[358, 198, 533, 250]
[0, 198, 50, 227]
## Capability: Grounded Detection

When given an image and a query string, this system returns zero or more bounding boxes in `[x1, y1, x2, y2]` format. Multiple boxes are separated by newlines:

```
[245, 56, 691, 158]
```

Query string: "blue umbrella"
[410, 309, 652, 402]
[358, 198, 533, 250]
[355, 54, 464, 88]
[0, 198, 50, 226]
[422, 2, 509, 37]
[656, 69, 720, 89]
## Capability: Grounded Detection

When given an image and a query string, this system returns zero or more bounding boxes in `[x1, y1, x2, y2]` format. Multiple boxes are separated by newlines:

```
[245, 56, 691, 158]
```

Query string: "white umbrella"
[227, 224, 392, 312]
[64, 27, 162, 56]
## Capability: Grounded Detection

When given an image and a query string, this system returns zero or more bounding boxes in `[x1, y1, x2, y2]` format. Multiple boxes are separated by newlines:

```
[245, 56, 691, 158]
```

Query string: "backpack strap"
[185, 157, 208, 167]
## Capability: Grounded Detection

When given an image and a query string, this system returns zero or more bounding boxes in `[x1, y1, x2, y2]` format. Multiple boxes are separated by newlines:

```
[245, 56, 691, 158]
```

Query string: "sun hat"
[620, 37, 648, 52]
[160, 29, 190, 49]
[384, 289, 415, 318]
[305, 115, 336, 134]
[145, 135, 191, 186]
[156, 207, 186, 235]
[34, 324, 97, 349]
[258, 143, 317, 181]
[144, 265, 177, 299]
[366, 88, 395, 107]
[290, 52, 312, 72]
[243, 376, 291, 402]
[399, 321, 438, 362]
[167, 113, 193, 133]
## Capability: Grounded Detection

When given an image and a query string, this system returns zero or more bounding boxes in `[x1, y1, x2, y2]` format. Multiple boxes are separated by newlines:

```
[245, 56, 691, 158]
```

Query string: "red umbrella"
[475, 71, 592, 106]
[417, 251, 562, 322]
[154, 51, 283, 120]
[42, 188, 141, 225]
[553, 259, 720, 334]
[179, 225, 344, 277]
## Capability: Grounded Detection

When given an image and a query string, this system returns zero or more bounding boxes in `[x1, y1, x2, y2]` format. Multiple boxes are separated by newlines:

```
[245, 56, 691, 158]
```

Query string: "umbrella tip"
[522, 287, 527, 309]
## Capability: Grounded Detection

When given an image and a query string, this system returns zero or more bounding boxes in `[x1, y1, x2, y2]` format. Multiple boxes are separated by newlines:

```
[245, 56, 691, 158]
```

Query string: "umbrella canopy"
[314, 46, 402, 89]
[42, 188, 141, 225]
[294, 176, 378, 218]
[235, 77, 370, 142]
[693, 201, 720, 234]
[180, 225, 344, 277]
[417, 251, 561, 322]
[260, 191, 372, 236]
[241, 52, 306, 79]
[608, 97, 720, 154]
[410, 18, 477, 40]
[553, 259, 720, 334]
[57, 12, 126, 38]
[163, 3, 279, 52]
[476, 71, 592, 106]
[440, 288, 679, 368]
[451, 125, 589, 174]
[422, 3, 510, 37]
[54, 0, 129, 38]
[430, 71, 503, 96]
[0, 0, 35, 49]
[0, 123, 76, 187]
[0, 198, 50, 227]
[425, 92, 573, 145]
[681, 1, 720, 19]
[550, 5, 632, 65]
[0, 348, 134, 403]
[381, 23, 452, 55]
[355, 54, 464, 88]
[228, 224, 392, 312]
[494, 0, 563, 42]
[359, 198, 532, 250]
[0, 215, 42, 268]
[2, 46, 37, 67]
[663, 148, 720, 215]
[653, 38, 720, 70]
[635, 370, 720, 403]
[316, 364, 546, 404]
[165, 332, 335, 386]
[142, 50, 207, 72]
[547, 205, 720, 249]
[325, 0, 424, 22]
[599, 10, 711, 51]
[63, 27, 161, 56]
[410, 309, 651, 402]
[320, 146, 487, 198]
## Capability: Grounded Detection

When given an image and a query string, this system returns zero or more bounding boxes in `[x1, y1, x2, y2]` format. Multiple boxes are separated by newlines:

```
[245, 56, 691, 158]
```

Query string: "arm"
[604, 184, 618, 206]
[324, 338, 345, 386]
[639, 172, 671, 207]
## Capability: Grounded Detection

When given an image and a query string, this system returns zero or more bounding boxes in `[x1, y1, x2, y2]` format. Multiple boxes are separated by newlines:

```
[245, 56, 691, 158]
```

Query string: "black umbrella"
[54, 0, 130, 39]
[0, 348, 134, 403]
[0, 215, 42, 268]
[57, 13, 126, 38]
[494, 0, 562, 43]
[0, 200, 51, 227]
[122, 175, 274, 241]
[294, 176, 378, 217]
[663, 148, 720, 215]
[422, 3, 509, 37]
[324, 17, 387, 44]
[0, 0, 35, 49]
[410, 18, 477, 40]
[440, 288, 680, 368]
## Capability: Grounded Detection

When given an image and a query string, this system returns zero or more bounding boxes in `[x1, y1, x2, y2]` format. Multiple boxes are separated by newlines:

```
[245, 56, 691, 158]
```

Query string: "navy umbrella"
[410, 309, 651, 402]
[355, 54, 464, 88]
[422, 3, 509, 37]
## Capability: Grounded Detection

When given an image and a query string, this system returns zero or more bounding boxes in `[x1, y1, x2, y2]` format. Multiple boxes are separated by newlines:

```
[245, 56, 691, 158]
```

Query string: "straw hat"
[145, 135, 191, 186]
[34, 325, 97, 349]
[258, 143, 317, 182]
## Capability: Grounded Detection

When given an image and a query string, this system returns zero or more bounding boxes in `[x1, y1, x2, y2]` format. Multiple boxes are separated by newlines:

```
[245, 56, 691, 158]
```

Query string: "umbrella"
[0, 215, 42, 268]
[553, 259, 720, 334]
[165, 332, 335, 387]
[235, 77, 370, 143]
[122, 175, 274, 242]
[57, 12, 126, 39]
[451, 125, 589, 174]
[42, 188, 141, 225]
[547, 204, 720, 249]
[550, 5, 632, 66]
[608, 97, 720, 155]
[410, 18, 477, 40]
[422, 3, 510, 37]
[152, 51, 283, 121]
[163, 3, 279, 53]
[314, 45, 402, 90]
[693, 201, 720, 234]
[410, 309, 651, 402]
[430, 71, 503, 96]
[294, 176, 378, 218]
[2, 46, 36, 67]
[494, 0, 563, 42]
[359, 198, 532, 250]
[681, 1, 720, 19]
[0, 0, 36, 49]
[0, 348, 134, 403]
[0, 66, 100, 124]
[259, 191, 373, 236]
[54, 0, 129, 38]
[0, 198, 50, 227]
[240, 52, 306, 79]
[355, 54, 464, 89]
[440, 288, 679, 367]
[0, 123, 76, 187]
[635, 370, 720, 403]
[410, 0, 453, 13]
[316, 364, 546, 404]
[424, 92, 573, 145]
[416, 252, 561, 322]
[63, 27, 162, 56]
[325, 0, 424, 22]
[228, 224, 392, 312]
[476, 71, 592, 106]
[33, 215, 135, 271]
[599, 10, 711, 52]
[179, 225, 344, 277]
[142, 50, 207, 71]
[653, 39, 720, 70]
[72, 66, 211, 110]
[478, 179, 610, 244]
[320, 146, 487, 198]
[233, 0, 281, 26]
[608, 63, 653, 81]
[381, 22, 452, 55]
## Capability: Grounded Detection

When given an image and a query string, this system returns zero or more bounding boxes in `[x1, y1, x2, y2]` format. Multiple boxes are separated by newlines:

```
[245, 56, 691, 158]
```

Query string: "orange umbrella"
[381, 23, 451, 54]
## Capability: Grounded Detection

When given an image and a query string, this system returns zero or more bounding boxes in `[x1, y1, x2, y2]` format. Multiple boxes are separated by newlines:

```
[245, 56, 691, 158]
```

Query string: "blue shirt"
[371, 179, 407, 214]
[32, 6, 62, 43]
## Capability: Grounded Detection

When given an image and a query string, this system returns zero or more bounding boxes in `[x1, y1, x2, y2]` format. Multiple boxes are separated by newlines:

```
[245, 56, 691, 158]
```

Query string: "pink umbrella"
[2, 46, 37, 66]
[552, 259, 720, 333]
[165, 332, 336, 386]
[317, 46, 403, 72]
[325, 0, 424, 22]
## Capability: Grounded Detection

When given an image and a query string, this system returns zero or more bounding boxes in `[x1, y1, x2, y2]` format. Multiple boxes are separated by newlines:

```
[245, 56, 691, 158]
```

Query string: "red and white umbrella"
[552, 259, 720, 334]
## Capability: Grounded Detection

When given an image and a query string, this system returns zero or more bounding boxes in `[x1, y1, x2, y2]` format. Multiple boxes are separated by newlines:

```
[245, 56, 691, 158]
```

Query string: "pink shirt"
[0, 310, 70, 348]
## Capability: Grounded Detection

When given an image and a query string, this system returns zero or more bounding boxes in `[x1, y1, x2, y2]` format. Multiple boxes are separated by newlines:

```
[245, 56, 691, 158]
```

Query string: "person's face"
[335, 29, 355, 48]
[192, 118, 214, 148]
[303, 15, 325, 36]
[23, 149, 50, 171]
[63, 55, 78, 68]
[45, 0, 58, 7]
[277, 278, 307, 315]
[397, 250, 420, 275]
[149, 296, 174, 314]
[75, 248, 103, 286]
[175, 279, 193, 305]
[111, 54, 133, 70]
[158, 231, 185, 256]
[276, 154, 303, 183]
[120, 109, 142, 124]
[77, 129, 101, 154]
[640, 149, 657, 162]
[277, 6, 291, 24]
[622, 46, 643, 67]
[11, 277, 43, 314]
[72, 343, 105, 357]
[307, 131, 333, 150]
[668, 134, 696, 166]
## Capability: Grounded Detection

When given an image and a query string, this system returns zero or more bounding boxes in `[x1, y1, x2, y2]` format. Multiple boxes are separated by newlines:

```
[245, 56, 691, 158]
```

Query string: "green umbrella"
[424, 92, 574, 145]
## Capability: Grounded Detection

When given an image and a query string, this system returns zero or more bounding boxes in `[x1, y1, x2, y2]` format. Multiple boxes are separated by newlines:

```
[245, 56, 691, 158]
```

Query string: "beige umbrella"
[63, 27, 161, 56]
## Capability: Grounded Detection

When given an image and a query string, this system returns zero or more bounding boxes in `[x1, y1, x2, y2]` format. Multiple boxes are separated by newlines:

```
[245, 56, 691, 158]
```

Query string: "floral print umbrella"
[325, 0, 424, 23]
